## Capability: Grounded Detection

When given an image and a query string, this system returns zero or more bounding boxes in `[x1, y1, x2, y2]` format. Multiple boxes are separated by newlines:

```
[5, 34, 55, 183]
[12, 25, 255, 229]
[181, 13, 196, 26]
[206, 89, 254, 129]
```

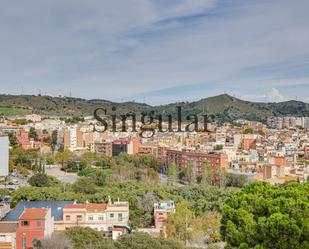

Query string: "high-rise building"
[0, 136, 9, 177]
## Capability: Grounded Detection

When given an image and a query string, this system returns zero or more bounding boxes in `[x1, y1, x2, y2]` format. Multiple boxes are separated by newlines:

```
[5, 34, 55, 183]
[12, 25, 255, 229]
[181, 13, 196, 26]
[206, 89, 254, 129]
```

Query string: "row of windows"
[65, 213, 123, 222]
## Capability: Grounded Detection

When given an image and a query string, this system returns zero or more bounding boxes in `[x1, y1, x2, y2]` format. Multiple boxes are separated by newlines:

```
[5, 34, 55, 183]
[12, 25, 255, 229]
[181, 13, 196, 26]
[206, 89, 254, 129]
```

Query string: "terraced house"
[63, 200, 129, 233]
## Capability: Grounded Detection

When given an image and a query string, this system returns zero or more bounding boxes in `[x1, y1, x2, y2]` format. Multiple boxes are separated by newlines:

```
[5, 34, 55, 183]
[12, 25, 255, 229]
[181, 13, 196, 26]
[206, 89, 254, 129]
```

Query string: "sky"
[0, 0, 309, 105]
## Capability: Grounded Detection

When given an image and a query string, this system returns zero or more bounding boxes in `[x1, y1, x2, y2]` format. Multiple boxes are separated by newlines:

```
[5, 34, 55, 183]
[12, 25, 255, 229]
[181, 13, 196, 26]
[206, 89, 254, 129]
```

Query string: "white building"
[0, 136, 9, 177]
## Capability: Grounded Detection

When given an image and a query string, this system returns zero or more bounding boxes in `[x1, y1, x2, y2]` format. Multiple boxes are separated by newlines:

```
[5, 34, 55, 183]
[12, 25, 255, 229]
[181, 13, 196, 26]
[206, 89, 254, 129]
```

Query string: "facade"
[0, 223, 17, 249]
[94, 142, 112, 157]
[15, 131, 31, 150]
[62, 200, 129, 232]
[0, 136, 9, 177]
[16, 208, 53, 249]
[165, 149, 228, 184]
[64, 126, 83, 151]
[112, 140, 129, 156]
[154, 201, 175, 229]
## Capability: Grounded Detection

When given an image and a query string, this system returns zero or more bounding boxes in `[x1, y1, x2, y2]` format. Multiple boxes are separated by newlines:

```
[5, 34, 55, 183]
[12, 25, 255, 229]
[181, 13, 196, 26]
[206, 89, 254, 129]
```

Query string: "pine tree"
[201, 160, 212, 185]
[167, 161, 178, 185]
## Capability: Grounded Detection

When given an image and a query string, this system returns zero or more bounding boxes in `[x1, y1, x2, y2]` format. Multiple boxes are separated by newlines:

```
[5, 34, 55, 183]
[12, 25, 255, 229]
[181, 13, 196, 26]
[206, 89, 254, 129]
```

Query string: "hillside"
[0, 94, 308, 122]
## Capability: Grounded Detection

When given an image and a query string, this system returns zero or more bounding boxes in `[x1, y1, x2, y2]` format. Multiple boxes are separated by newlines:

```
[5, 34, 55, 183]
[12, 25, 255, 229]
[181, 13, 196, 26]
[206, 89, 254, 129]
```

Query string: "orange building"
[15, 130, 31, 150]
[243, 137, 256, 150]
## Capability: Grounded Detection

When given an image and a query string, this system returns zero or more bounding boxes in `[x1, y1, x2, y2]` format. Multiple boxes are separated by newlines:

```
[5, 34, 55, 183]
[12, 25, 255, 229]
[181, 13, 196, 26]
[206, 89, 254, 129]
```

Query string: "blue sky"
[0, 0, 308, 105]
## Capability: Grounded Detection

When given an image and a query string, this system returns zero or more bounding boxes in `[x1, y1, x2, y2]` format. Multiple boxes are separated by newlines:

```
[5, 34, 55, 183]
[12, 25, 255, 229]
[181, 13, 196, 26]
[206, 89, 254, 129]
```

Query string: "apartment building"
[63, 126, 83, 151]
[0, 136, 9, 177]
[165, 149, 228, 184]
[94, 142, 113, 157]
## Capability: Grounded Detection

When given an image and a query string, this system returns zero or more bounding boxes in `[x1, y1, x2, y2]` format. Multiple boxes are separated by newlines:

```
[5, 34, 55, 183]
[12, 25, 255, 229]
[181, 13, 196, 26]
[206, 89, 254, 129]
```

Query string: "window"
[110, 213, 114, 218]
[118, 213, 123, 221]
[77, 215, 82, 221]
[0, 235, 6, 242]
[88, 216, 93, 221]
[98, 215, 104, 221]
[36, 220, 42, 227]
[21, 221, 29, 226]
[22, 235, 26, 249]
[65, 215, 71, 221]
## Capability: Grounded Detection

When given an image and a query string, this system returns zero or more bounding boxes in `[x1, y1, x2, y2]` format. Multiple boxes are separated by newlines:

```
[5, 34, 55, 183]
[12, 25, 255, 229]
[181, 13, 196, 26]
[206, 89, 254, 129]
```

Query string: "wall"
[0, 136, 9, 177]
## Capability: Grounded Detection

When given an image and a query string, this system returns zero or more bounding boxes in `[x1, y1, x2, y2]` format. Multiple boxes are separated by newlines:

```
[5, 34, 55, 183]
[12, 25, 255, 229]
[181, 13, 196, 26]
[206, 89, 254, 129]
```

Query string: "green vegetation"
[28, 173, 60, 187]
[0, 107, 30, 116]
[244, 128, 253, 134]
[11, 180, 236, 228]
[64, 227, 186, 249]
[62, 117, 85, 124]
[1, 94, 309, 121]
[221, 181, 309, 249]
[214, 145, 223, 150]
[29, 127, 38, 141]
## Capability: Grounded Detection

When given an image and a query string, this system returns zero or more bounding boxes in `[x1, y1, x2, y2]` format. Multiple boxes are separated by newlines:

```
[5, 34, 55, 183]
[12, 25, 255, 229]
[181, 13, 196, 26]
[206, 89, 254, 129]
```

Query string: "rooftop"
[3, 201, 74, 221]
[20, 208, 47, 220]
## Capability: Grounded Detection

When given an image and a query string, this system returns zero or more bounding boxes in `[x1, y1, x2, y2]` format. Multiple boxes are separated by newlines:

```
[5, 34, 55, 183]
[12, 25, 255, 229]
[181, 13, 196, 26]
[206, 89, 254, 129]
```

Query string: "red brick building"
[165, 149, 228, 184]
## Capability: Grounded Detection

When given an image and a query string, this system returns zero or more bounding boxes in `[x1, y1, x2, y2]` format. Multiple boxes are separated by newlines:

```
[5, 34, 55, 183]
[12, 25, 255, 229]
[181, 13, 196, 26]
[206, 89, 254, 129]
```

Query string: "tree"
[166, 202, 194, 243]
[81, 152, 98, 167]
[115, 232, 185, 249]
[51, 130, 58, 151]
[33, 234, 72, 249]
[28, 173, 49, 187]
[72, 177, 97, 194]
[225, 173, 247, 188]
[55, 150, 74, 169]
[29, 127, 38, 141]
[28, 173, 60, 187]
[183, 161, 196, 185]
[200, 160, 212, 186]
[214, 145, 223, 150]
[9, 160, 14, 173]
[192, 212, 221, 243]
[243, 128, 253, 134]
[8, 132, 17, 146]
[65, 227, 114, 249]
[167, 161, 178, 185]
[221, 181, 309, 249]
[136, 192, 157, 212]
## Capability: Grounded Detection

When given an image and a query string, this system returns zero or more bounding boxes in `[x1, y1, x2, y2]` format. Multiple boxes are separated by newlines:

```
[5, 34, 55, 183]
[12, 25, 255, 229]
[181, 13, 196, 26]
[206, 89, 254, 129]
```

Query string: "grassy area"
[0, 107, 30, 116]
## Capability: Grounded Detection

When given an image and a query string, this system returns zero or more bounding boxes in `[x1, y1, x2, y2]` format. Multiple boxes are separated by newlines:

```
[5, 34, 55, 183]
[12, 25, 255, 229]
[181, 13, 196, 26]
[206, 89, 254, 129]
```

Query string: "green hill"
[0, 94, 308, 122]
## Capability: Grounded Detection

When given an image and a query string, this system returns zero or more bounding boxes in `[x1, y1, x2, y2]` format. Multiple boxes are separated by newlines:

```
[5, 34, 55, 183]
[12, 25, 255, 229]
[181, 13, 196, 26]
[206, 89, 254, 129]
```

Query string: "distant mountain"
[0, 94, 308, 122]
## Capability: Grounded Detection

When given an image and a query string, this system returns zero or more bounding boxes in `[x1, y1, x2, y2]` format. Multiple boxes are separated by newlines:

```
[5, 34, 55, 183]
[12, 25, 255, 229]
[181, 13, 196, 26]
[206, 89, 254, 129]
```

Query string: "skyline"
[0, 0, 309, 105]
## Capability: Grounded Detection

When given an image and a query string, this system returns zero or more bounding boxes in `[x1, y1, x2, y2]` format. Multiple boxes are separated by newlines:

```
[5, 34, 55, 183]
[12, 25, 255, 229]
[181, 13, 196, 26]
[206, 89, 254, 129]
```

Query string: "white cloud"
[0, 0, 308, 103]
[267, 88, 288, 102]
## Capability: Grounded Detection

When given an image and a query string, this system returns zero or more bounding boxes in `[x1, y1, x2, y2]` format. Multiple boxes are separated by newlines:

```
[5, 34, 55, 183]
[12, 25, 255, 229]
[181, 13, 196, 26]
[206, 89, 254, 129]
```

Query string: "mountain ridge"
[0, 93, 308, 122]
